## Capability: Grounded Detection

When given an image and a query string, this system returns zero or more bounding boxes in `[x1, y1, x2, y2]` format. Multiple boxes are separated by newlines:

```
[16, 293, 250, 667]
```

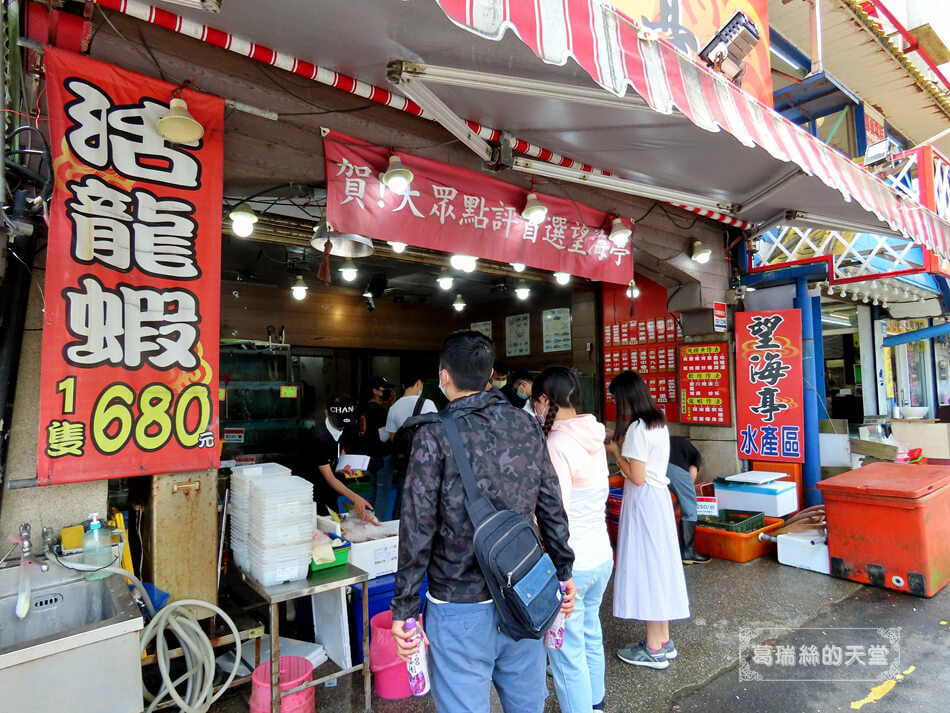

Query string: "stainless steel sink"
[0, 558, 144, 713]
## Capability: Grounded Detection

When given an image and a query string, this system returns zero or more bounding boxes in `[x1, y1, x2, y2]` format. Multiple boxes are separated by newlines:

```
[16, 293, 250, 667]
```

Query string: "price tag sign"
[279, 385, 299, 399]
[696, 496, 719, 517]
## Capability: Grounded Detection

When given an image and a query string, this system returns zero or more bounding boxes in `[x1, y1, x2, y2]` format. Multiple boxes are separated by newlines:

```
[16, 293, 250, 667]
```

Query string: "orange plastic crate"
[694, 517, 784, 562]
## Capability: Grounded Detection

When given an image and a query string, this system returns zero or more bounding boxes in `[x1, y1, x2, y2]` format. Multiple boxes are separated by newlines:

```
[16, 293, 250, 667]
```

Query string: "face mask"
[492, 379, 507, 389]
[382, 389, 392, 402]
[534, 402, 547, 424]
[438, 371, 447, 398]
[515, 388, 528, 401]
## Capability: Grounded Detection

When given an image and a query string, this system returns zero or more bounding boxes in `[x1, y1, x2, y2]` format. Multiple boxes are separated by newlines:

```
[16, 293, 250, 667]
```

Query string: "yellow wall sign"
[279, 385, 299, 399]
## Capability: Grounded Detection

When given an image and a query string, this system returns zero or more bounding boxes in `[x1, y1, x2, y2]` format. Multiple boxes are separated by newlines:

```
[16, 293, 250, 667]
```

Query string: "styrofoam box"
[777, 529, 831, 575]
[347, 520, 399, 579]
[714, 480, 798, 517]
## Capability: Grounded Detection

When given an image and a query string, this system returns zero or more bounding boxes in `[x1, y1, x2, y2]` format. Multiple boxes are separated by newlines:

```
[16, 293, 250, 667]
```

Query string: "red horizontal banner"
[324, 130, 633, 284]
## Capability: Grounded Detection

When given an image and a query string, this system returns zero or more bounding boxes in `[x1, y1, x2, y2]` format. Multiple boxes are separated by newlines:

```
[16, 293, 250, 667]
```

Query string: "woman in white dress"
[605, 371, 690, 670]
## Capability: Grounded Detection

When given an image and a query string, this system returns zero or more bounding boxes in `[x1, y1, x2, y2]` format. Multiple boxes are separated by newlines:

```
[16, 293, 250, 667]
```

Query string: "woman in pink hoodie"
[532, 367, 613, 713]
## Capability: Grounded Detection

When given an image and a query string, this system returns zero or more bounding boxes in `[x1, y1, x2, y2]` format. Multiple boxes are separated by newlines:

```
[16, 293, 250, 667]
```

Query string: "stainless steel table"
[239, 562, 371, 712]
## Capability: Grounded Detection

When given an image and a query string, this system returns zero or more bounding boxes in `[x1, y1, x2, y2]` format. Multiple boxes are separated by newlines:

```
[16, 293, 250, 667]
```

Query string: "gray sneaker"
[617, 641, 670, 670]
[661, 640, 678, 660]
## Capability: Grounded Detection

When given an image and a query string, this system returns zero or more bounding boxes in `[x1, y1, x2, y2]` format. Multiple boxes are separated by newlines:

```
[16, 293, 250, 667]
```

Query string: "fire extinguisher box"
[818, 462, 950, 597]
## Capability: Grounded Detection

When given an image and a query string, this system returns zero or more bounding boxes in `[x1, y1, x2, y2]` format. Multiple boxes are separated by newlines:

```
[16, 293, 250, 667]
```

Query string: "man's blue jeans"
[367, 455, 394, 519]
[424, 599, 547, 713]
[547, 561, 612, 713]
[666, 463, 697, 522]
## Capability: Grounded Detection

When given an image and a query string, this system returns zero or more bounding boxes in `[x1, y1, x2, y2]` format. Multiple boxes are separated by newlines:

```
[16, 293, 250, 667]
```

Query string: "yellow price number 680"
[91, 383, 212, 455]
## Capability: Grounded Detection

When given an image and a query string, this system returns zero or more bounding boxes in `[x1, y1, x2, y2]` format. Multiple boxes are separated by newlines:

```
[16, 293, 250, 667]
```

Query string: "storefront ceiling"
[138, 0, 934, 242]
[220, 235, 577, 308]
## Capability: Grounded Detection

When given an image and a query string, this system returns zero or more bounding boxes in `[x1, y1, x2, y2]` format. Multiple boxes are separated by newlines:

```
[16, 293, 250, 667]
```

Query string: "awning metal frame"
[387, 60, 737, 216]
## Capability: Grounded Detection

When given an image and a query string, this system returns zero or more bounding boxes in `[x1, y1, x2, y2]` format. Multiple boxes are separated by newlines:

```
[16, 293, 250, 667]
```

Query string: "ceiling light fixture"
[553, 272, 571, 286]
[821, 315, 852, 327]
[521, 192, 548, 225]
[511, 262, 526, 273]
[515, 280, 531, 300]
[690, 240, 712, 264]
[436, 270, 454, 291]
[290, 274, 308, 301]
[388, 241, 407, 253]
[381, 154, 414, 195]
[157, 96, 204, 144]
[339, 259, 358, 282]
[453, 293, 466, 312]
[229, 203, 258, 238]
[626, 279, 640, 299]
[609, 218, 632, 247]
[450, 254, 478, 273]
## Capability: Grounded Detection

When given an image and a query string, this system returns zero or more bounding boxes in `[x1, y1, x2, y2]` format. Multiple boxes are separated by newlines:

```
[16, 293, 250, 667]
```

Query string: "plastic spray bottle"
[82, 513, 112, 581]
[544, 582, 568, 649]
[405, 617, 430, 696]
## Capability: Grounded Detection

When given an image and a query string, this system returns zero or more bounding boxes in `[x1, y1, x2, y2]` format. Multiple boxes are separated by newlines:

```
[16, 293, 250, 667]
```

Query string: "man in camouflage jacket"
[391, 330, 575, 713]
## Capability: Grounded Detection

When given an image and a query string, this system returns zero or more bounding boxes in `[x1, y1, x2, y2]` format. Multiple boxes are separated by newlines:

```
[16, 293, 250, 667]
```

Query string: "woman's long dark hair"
[609, 370, 666, 444]
[532, 367, 581, 437]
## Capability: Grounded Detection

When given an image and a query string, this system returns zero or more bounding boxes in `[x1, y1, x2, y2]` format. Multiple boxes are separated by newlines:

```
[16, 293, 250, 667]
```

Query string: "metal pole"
[809, 0, 824, 76]
[796, 277, 822, 506]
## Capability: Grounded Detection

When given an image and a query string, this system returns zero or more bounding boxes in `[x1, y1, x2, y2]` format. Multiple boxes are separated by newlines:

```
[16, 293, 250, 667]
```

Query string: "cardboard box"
[714, 479, 798, 517]
[347, 520, 399, 579]
[889, 421, 950, 459]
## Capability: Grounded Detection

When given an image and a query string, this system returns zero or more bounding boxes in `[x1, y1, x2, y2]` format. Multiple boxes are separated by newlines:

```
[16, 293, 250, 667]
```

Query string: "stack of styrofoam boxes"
[247, 473, 316, 585]
[230, 463, 294, 574]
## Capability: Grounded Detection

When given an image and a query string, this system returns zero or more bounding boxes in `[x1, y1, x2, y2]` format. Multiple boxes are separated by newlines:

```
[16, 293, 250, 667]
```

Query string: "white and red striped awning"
[92, 0, 950, 258]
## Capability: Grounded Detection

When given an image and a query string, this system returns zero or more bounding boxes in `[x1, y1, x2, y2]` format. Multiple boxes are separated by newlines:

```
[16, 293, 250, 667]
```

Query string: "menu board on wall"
[601, 280, 682, 422]
[506, 313, 531, 357]
[542, 308, 572, 352]
[470, 321, 492, 339]
[679, 343, 731, 425]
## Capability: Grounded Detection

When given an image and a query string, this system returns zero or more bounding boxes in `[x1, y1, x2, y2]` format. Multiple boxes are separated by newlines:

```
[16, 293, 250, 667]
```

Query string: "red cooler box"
[818, 463, 950, 597]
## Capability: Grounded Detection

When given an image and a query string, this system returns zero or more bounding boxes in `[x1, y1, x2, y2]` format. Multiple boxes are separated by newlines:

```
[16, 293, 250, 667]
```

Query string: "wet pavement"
[208, 555, 950, 712]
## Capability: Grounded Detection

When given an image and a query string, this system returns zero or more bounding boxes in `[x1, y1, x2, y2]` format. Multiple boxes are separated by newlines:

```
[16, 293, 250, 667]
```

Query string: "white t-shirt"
[385, 394, 438, 435]
[621, 420, 671, 488]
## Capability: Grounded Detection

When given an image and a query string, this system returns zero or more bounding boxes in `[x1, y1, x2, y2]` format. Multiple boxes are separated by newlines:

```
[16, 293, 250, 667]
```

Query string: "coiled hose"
[48, 555, 241, 713]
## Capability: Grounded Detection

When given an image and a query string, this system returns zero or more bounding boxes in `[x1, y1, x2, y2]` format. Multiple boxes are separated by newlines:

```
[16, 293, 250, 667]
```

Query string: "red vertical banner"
[37, 48, 223, 484]
[735, 310, 804, 463]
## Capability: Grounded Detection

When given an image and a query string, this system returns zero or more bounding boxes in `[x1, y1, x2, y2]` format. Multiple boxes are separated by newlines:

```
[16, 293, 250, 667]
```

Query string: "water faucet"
[18, 522, 49, 572]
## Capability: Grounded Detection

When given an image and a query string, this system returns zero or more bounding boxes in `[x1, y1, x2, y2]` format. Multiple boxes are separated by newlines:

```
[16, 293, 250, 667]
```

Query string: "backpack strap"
[411, 394, 426, 417]
[439, 412, 497, 527]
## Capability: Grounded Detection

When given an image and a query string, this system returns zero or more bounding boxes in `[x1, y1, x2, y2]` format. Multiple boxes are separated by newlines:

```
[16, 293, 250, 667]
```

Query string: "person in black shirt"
[358, 376, 396, 518]
[668, 435, 710, 564]
[299, 394, 375, 522]
[500, 370, 533, 408]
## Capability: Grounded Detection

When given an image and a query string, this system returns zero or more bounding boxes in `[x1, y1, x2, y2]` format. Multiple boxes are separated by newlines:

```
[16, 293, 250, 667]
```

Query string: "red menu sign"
[37, 48, 223, 484]
[679, 343, 731, 425]
[736, 310, 804, 463]
[324, 130, 633, 284]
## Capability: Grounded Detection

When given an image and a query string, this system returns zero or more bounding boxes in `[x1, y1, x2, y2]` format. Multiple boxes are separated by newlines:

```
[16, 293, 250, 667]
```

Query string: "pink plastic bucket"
[368, 610, 411, 700]
[250, 656, 315, 712]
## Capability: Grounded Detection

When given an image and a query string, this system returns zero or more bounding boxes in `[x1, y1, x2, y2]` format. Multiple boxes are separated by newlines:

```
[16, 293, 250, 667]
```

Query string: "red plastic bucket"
[369, 610, 411, 699]
[250, 656, 315, 713]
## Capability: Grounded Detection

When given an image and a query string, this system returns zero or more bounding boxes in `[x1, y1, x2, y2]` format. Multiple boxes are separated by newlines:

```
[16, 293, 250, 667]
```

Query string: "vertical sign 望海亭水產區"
[735, 310, 804, 463]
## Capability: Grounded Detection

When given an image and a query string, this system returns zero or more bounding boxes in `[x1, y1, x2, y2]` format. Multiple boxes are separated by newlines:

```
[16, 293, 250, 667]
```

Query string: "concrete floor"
[206, 555, 950, 713]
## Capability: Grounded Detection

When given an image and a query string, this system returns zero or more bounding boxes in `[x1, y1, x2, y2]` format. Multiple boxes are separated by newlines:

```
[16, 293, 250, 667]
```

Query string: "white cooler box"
[346, 519, 399, 579]
[713, 478, 798, 517]
[777, 529, 830, 575]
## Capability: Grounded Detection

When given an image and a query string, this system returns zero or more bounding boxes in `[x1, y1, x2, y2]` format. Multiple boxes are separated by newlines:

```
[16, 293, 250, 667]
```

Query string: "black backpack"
[439, 412, 563, 641]
[392, 396, 427, 472]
